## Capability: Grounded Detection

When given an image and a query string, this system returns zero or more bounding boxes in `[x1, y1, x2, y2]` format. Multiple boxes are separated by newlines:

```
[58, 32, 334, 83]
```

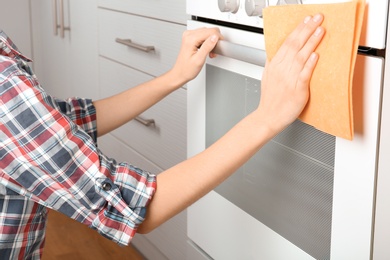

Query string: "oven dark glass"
[206, 64, 336, 260]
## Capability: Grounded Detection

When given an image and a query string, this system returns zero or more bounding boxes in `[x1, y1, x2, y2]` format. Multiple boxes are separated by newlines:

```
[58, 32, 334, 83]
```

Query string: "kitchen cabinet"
[98, 0, 188, 24]
[0, 0, 32, 58]
[30, 0, 99, 100]
[96, 3, 189, 260]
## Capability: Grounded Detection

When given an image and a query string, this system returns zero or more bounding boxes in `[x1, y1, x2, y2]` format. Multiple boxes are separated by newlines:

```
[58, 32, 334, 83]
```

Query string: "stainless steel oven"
[186, 1, 389, 259]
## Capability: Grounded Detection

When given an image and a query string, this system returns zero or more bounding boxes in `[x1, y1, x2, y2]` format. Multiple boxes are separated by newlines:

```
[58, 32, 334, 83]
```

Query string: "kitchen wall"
[0, 0, 33, 58]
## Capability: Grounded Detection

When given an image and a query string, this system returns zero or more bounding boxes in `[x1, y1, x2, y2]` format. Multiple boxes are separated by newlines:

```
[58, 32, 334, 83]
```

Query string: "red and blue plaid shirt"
[0, 30, 156, 259]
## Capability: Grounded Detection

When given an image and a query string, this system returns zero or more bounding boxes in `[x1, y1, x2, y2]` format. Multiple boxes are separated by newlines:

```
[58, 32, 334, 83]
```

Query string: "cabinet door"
[31, 0, 98, 100]
[98, 133, 188, 260]
[0, 0, 32, 58]
[98, 0, 188, 25]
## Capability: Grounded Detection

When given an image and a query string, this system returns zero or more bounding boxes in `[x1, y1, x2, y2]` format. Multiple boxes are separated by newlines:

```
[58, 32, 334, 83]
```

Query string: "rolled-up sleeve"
[0, 72, 156, 245]
[51, 97, 98, 142]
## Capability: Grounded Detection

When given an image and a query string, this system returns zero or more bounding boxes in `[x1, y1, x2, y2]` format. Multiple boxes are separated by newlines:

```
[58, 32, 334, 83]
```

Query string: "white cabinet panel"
[373, 22, 390, 259]
[99, 57, 187, 170]
[112, 87, 186, 170]
[98, 134, 187, 260]
[187, 241, 212, 260]
[98, 9, 185, 77]
[98, 5, 189, 259]
[31, 0, 99, 100]
[330, 55, 384, 260]
[98, 0, 189, 25]
[0, 0, 32, 58]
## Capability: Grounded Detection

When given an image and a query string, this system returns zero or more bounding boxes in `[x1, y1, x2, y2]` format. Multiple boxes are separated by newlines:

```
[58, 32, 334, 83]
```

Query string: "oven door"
[187, 20, 384, 259]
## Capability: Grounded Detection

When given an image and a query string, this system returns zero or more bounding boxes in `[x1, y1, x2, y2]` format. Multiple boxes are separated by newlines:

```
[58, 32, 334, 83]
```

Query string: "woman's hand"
[169, 27, 223, 87]
[258, 14, 325, 133]
[138, 15, 326, 234]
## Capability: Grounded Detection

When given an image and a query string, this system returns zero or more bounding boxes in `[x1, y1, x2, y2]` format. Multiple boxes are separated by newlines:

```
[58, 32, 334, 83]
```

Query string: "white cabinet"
[98, 0, 189, 24]
[30, 0, 99, 100]
[99, 58, 187, 170]
[98, 10, 185, 77]
[0, 0, 33, 58]
[96, 3, 188, 260]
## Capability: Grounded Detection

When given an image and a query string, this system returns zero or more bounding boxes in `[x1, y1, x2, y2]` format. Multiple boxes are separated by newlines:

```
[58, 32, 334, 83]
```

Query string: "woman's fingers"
[258, 14, 325, 132]
[172, 27, 223, 84]
[297, 52, 320, 89]
[293, 16, 325, 89]
[274, 14, 324, 63]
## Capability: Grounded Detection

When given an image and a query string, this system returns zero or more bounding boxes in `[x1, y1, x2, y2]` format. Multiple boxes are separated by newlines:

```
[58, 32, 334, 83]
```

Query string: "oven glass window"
[206, 64, 336, 260]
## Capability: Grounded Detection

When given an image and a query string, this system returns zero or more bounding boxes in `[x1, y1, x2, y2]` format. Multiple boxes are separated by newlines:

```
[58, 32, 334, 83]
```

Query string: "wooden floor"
[42, 210, 144, 260]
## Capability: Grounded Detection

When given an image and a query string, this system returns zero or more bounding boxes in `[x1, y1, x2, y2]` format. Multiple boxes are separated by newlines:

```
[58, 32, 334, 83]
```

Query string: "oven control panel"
[189, 0, 348, 29]
[218, 0, 240, 14]
[218, 0, 301, 18]
[188, 0, 388, 49]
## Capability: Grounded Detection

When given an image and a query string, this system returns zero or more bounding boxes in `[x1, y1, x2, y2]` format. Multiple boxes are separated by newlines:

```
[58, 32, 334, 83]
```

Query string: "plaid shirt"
[0, 30, 156, 259]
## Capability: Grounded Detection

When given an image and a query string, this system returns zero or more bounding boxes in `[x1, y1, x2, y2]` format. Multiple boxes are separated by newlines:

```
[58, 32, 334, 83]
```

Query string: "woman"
[0, 14, 324, 259]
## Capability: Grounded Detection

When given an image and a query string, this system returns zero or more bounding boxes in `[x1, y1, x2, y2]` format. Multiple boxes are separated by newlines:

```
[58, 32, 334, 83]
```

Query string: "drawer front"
[98, 133, 187, 260]
[98, 133, 162, 174]
[98, 9, 185, 77]
[98, 0, 188, 24]
[187, 241, 212, 260]
[99, 57, 187, 170]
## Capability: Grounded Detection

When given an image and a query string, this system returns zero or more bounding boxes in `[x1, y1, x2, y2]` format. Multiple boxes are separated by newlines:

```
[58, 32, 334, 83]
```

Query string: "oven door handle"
[212, 40, 267, 67]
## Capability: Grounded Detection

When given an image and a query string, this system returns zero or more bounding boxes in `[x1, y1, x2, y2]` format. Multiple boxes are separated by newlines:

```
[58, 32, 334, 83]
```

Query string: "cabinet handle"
[115, 38, 155, 53]
[52, 0, 58, 35]
[52, 0, 70, 38]
[135, 116, 155, 127]
[59, 0, 70, 38]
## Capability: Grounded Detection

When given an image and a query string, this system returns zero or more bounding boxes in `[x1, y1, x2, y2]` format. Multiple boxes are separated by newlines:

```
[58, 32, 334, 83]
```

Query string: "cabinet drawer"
[98, 133, 162, 174]
[98, 9, 185, 77]
[99, 57, 187, 170]
[98, 133, 188, 260]
[98, 0, 188, 24]
[187, 241, 212, 260]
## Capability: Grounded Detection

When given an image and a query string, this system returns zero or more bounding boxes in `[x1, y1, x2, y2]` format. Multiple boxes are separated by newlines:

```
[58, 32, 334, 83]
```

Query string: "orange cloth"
[263, 0, 365, 140]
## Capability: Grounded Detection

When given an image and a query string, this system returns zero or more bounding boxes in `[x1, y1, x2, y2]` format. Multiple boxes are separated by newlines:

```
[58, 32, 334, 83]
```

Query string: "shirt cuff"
[91, 165, 157, 246]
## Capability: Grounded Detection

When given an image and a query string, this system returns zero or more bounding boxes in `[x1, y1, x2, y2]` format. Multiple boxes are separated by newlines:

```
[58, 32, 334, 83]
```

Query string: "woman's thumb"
[197, 34, 219, 58]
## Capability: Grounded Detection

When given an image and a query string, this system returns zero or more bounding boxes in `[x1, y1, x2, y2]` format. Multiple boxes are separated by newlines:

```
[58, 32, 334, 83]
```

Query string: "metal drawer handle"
[115, 38, 155, 52]
[135, 116, 155, 127]
[52, 0, 70, 38]
[59, 0, 70, 38]
[52, 0, 58, 35]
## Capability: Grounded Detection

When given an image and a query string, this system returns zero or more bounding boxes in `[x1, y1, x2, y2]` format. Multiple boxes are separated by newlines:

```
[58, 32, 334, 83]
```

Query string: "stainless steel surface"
[135, 116, 155, 127]
[115, 38, 155, 53]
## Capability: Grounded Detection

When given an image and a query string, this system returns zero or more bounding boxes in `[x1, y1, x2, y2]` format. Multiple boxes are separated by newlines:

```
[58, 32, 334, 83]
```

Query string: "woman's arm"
[138, 13, 325, 233]
[93, 28, 223, 136]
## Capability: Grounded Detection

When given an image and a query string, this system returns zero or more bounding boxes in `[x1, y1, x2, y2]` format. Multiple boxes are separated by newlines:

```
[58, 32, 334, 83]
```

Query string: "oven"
[186, 1, 389, 259]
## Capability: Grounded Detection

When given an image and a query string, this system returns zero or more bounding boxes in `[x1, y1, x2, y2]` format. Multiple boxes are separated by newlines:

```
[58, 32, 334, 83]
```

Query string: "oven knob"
[245, 0, 268, 17]
[218, 0, 240, 14]
[277, 0, 302, 5]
